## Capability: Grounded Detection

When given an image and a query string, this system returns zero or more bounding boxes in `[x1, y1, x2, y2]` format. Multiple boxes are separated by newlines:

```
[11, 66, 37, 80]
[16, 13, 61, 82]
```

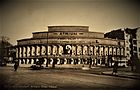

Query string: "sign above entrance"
[64, 45, 72, 54]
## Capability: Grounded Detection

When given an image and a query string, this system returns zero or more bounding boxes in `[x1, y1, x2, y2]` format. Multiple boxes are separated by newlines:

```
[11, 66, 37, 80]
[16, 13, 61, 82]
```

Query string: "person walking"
[112, 61, 118, 75]
[14, 61, 19, 71]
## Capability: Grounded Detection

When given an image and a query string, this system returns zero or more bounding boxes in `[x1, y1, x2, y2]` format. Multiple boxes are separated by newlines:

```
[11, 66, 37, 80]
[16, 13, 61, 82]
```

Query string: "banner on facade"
[64, 45, 72, 54]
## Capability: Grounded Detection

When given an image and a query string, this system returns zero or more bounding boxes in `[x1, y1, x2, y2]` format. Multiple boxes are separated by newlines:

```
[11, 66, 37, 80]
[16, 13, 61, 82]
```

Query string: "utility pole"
[46, 32, 49, 67]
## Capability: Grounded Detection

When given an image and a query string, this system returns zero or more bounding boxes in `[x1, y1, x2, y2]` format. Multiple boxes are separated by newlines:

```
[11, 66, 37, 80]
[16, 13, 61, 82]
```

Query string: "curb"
[101, 72, 140, 80]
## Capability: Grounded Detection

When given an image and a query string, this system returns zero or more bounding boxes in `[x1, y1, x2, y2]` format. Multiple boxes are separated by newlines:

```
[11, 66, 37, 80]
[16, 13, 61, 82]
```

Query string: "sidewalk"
[102, 71, 140, 79]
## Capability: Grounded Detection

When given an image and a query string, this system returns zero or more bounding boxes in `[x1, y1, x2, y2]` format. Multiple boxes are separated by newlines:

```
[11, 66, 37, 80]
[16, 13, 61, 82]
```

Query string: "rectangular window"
[133, 40, 137, 44]
[96, 40, 99, 43]
[134, 47, 137, 51]
[79, 33, 83, 35]
[126, 47, 129, 51]
[133, 35, 136, 39]
[127, 53, 129, 57]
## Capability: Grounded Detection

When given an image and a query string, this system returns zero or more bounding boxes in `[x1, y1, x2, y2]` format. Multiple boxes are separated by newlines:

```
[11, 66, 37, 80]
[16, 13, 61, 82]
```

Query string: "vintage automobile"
[30, 61, 44, 70]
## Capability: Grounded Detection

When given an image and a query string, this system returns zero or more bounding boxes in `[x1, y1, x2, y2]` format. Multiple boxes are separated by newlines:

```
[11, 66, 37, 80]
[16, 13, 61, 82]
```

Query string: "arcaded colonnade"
[16, 26, 126, 67]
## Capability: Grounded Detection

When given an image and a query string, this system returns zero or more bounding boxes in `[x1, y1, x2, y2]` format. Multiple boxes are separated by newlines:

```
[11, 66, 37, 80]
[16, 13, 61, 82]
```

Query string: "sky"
[0, 0, 140, 45]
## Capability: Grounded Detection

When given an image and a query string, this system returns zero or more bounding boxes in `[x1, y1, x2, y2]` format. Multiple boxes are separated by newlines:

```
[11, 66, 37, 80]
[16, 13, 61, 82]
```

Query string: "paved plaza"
[0, 65, 140, 90]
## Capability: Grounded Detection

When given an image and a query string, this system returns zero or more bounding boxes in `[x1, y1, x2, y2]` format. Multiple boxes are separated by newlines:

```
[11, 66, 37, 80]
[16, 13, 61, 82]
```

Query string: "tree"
[0, 36, 12, 66]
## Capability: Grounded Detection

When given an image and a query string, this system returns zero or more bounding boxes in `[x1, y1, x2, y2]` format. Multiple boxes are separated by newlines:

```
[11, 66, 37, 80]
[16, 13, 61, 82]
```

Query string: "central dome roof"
[48, 26, 89, 32]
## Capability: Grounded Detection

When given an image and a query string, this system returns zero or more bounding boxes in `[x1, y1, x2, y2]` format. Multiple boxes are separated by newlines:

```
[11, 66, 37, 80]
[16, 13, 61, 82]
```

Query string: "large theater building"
[15, 26, 126, 67]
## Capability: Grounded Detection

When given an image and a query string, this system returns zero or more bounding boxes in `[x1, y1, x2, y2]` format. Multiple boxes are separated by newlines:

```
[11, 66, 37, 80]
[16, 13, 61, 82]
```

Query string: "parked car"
[30, 64, 43, 70]
[30, 61, 44, 70]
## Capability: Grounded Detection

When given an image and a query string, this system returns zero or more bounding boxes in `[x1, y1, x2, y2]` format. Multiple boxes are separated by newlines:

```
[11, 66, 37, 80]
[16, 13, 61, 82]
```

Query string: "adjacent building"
[15, 26, 126, 67]
[105, 27, 140, 67]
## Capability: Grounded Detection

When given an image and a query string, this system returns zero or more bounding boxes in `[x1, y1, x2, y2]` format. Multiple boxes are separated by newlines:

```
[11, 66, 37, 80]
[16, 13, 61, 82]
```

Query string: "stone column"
[51, 45, 53, 55]
[19, 47, 21, 58]
[21, 47, 23, 58]
[78, 58, 81, 64]
[123, 47, 125, 56]
[116, 47, 120, 56]
[36, 46, 40, 56]
[40, 45, 42, 56]
[31, 59, 34, 64]
[57, 58, 60, 64]
[120, 47, 122, 56]
[44, 58, 47, 64]
[76, 45, 78, 55]
[82, 45, 85, 55]
[31, 46, 34, 56]
[57, 45, 59, 55]
[29, 46, 32, 56]
[45, 45, 48, 55]
[71, 58, 74, 64]
[81, 45, 84, 55]
[87, 45, 90, 55]
[17, 47, 20, 58]
[101, 45, 104, 56]
[41, 45, 45, 55]
[95, 45, 98, 56]
[25, 46, 27, 57]
[107, 46, 110, 56]
[103, 46, 105, 55]
[110, 46, 112, 55]
[93, 45, 95, 55]
[34, 46, 37, 56]
[72, 45, 76, 55]
[26, 46, 28, 57]
[59, 45, 63, 55]
[112, 46, 114, 55]
[113, 47, 116, 55]
[52, 45, 54, 55]
[111, 46, 114, 56]
[64, 58, 67, 64]
[77, 45, 79, 55]
[98, 45, 101, 56]
[19, 59, 21, 64]
[23, 47, 25, 57]
[89, 45, 93, 55]
[115, 47, 117, 55]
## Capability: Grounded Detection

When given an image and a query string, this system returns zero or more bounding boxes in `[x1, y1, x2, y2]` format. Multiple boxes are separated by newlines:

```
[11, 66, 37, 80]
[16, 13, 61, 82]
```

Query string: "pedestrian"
[14, 62, 19, 71]
[112, 61, 118, 75]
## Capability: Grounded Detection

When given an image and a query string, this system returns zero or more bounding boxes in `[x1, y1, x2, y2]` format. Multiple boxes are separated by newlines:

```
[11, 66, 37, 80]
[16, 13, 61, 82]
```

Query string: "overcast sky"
[0, 0, 139, 45]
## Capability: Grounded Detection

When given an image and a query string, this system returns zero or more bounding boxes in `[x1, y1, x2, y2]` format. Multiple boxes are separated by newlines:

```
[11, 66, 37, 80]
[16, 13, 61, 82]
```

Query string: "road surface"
[0, 67, 139, 90]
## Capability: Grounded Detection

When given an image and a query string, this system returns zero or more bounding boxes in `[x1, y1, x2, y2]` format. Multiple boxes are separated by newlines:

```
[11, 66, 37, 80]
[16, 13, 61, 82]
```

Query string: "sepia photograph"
[0, 0, 140, 90]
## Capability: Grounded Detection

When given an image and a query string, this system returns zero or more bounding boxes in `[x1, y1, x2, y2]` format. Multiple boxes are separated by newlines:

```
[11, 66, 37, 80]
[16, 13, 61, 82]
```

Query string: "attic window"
[118, 42, 120, 45]
[96, 40, 99, 43]
[79, 33, 83, 35]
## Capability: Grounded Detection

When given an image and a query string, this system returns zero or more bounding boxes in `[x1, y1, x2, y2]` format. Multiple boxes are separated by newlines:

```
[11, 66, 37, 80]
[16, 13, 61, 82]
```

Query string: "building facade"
[105, 27, 140, 67]
[15, 26, 126, 67]
[124, 28, 140, 63]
